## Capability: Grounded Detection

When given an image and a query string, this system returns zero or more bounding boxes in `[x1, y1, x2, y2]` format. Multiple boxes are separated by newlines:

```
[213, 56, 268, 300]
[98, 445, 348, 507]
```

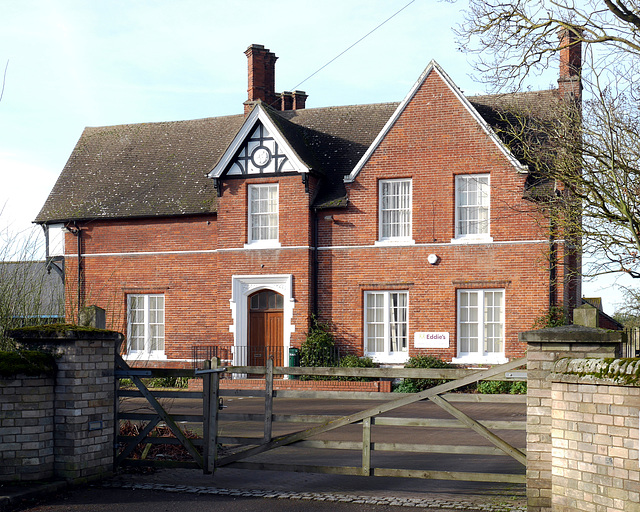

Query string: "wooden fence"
[116, 358, 527, 483]
[215, 359, 527, 483]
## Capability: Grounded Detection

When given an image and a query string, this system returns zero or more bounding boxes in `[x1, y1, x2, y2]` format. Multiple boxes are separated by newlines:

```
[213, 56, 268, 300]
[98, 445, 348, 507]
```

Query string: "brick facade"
[44, 46, 581, 369]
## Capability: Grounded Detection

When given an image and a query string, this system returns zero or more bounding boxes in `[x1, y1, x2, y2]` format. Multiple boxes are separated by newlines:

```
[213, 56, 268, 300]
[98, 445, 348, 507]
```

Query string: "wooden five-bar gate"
[116, 355, 527, 483]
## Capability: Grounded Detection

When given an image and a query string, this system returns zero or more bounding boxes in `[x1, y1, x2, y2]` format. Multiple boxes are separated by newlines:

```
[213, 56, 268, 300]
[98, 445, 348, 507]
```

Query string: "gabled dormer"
[208, 103, 312, 196]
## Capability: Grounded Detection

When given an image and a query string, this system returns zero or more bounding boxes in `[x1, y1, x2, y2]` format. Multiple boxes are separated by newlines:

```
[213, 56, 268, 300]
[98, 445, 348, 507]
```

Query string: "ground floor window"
[127, 294, 165, 358]
[454, 289, 506, 364]
[364, 290, 409, 363]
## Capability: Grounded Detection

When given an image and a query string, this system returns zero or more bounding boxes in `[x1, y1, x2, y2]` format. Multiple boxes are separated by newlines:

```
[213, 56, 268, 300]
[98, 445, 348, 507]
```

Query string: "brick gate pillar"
[10, 326, 123, 483]
[519, 325, 623, 512]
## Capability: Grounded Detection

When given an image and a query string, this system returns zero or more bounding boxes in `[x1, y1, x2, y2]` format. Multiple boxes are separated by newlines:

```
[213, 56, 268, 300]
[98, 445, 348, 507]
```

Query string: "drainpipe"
[548, 220, 558, 310]
[312, 209, 319, 318]
[68, 222, 83, 321]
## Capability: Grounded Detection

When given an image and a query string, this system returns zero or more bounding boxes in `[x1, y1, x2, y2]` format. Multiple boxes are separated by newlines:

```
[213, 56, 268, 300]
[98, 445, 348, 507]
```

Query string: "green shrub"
[300, 317, 337, 368]
[338, 354, 376, 381]
[0, 350, 56, 377]
[117, 376, 189, 389]
[532, 306, 567, 329]
[477, 380, 527, 394]
[393, 355, 450, 392]
[393, 378, 423, 393]
[477, 380, 511, 394]
[509, 381, 527, 394]
[144, 376, 189, 389]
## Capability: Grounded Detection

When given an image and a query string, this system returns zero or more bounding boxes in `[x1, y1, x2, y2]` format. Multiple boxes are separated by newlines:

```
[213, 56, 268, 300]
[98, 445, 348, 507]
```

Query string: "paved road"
[13, 488, 508, 512]
[61, 394, 527, 512]
[14, 472, 526, 512]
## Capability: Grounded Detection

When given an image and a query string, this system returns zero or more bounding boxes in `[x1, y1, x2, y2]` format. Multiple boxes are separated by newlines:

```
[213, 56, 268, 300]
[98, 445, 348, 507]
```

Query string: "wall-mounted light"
[427, 254, 440, 265]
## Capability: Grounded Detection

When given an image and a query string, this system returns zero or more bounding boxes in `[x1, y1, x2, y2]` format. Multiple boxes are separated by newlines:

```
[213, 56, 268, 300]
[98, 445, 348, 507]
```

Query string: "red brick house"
[36, 41, 582, 368]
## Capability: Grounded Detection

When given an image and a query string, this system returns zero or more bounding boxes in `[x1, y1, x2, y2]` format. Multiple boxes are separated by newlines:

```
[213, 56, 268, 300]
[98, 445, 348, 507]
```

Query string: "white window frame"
[453, 174, 492, 243]
[364, 290, 410, 364]
[246, 183, 281, 248]
[126, 294, 166, 360]
[453, 289, 507, 365]
[376, 178, 414, 245]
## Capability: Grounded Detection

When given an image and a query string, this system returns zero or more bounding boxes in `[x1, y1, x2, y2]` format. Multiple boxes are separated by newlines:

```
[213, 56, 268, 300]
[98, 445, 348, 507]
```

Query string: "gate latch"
[218, 397, 227, 410]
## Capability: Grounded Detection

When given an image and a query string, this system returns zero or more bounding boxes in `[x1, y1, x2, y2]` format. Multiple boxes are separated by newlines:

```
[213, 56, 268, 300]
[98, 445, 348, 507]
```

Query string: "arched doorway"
[248, 289, 284, 366]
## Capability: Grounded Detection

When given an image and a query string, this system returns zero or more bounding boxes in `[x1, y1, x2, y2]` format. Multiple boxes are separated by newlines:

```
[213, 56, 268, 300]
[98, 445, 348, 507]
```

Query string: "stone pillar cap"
[519, 324, 623, 343]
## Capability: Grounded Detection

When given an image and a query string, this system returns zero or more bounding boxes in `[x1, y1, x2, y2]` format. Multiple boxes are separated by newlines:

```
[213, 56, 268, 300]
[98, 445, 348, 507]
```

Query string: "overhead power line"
[288, 0, 417, 91]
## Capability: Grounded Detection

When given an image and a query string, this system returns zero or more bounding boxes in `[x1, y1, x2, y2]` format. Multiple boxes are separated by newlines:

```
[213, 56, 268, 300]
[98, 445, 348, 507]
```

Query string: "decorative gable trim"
[208, 103, 311, 180]
[343, 61, 528, 184]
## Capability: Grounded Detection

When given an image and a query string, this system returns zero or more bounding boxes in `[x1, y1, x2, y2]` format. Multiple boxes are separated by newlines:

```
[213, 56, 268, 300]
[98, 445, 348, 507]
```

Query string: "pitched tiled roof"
[36, 90, 555, 223]
[36, 103, 399, 222]
[36, 115, 245, 223]
[470, 89, 562, 201]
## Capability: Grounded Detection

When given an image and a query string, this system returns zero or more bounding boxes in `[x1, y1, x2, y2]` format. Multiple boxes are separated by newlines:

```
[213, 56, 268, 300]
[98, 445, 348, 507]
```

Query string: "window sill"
[244, 241, 282, 249]
[374, 239, 416, 247]
[366, 352, 410, 365]
[123, 352, 167, 361]
[451, 355, 508, 365]
[450, 236, 493, 245]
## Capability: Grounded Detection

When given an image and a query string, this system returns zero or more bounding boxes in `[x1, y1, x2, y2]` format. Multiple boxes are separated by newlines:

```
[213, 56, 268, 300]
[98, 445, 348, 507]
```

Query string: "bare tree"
[0, 213, 64, 348]
[456, 1, 640, 280]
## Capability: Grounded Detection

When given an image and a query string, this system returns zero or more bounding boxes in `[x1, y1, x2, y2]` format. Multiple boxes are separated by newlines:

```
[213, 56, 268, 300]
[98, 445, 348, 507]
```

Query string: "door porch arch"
[229, 274, 295, 366]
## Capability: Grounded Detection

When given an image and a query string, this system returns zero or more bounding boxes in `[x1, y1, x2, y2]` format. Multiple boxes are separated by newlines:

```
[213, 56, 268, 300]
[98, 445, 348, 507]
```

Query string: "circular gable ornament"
[251, 146, 272, 168]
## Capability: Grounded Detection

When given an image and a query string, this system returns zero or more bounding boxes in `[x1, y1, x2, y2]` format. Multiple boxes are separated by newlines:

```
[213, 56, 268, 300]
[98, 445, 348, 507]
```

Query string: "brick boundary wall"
[188, 378, 391, 393]
[4, 327, 123, 483]
[0, 373, 55, 481]
[520, 325, 625, 512]
[550, 359, 640, 510]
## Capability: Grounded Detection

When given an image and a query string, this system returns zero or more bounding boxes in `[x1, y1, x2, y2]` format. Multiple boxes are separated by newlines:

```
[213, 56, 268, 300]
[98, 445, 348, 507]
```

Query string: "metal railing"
[192, 344, 345, 370]
[193, 345, 286, 370]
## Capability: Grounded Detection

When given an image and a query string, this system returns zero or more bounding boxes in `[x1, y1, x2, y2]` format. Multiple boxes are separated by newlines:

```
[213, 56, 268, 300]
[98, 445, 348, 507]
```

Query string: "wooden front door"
[248, 290, 284, 366]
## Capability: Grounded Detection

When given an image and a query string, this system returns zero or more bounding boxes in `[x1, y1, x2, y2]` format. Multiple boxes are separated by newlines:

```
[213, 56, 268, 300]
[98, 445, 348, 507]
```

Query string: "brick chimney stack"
[558, 27, 582, 101]
[292, 90, 308, 110]
[244, 44, 308, 115]
[244, 44, 279, 114]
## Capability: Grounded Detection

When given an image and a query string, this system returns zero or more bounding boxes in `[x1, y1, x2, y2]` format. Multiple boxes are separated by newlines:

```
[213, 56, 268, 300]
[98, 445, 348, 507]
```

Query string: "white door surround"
[229, 274, 295, 366]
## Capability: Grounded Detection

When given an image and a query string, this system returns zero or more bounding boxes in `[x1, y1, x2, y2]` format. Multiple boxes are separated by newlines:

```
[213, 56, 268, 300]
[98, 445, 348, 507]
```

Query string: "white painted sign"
[414, 332, 450, 349]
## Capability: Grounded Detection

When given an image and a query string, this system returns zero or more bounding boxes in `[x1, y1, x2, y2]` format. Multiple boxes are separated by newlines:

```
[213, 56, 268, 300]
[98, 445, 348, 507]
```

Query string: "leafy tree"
[456, 1, 640, 280]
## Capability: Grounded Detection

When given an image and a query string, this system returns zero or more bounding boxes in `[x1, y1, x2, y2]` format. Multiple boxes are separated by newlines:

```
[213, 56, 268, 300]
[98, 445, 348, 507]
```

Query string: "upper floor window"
[453, 289, 506, 364]
[247, 183, 279, 247]
[454, 174, 491, 241]
[364, 290, 409, 363]
[378, 179, 413, 244]
[127, 294, 165, 358]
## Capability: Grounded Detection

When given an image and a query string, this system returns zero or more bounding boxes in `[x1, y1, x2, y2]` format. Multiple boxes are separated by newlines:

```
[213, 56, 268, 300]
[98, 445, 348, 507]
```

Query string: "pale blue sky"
[0, 0, 625, 313]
